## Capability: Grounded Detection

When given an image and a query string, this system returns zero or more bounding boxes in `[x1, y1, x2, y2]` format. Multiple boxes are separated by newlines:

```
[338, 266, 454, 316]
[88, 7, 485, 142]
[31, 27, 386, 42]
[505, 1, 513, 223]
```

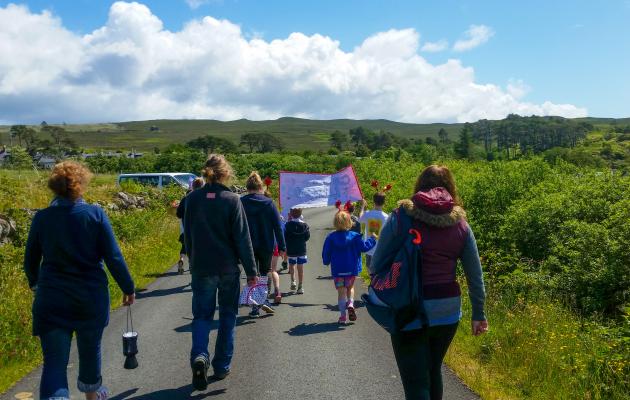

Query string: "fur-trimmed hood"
[398, 199, 467, 228]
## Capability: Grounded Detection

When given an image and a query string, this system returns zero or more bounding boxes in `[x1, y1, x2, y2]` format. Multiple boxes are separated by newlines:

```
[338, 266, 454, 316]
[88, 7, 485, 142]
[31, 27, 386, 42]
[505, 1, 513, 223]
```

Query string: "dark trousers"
[253, 248, 273, 276]
[39, 327, 104, 399]
[390, 323, 459, 400]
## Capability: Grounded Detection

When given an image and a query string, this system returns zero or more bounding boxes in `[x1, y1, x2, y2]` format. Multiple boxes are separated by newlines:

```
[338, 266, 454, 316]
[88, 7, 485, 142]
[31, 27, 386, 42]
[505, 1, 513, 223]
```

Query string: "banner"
[279, 166, 363, 215]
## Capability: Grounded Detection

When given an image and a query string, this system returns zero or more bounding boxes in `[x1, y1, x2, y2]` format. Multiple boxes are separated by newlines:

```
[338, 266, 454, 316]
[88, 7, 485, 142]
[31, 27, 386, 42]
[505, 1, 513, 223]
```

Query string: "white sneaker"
[96, 386, 109, 400]
[297, 285, 304, 295]
[290, 281, 297, 291]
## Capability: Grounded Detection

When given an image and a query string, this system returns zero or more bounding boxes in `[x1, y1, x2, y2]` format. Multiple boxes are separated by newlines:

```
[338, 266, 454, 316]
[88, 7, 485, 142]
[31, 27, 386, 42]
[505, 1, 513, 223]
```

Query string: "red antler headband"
[370, 179, 393, 193]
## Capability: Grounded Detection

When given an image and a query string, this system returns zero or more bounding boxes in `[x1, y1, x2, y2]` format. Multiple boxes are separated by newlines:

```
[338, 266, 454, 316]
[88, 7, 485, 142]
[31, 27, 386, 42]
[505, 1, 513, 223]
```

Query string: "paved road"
[3, 207, 479, 400]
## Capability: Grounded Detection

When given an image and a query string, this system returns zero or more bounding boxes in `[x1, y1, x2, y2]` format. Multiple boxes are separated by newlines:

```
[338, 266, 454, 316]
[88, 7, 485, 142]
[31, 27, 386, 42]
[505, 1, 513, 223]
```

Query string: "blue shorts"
[288, 256, 308, 265]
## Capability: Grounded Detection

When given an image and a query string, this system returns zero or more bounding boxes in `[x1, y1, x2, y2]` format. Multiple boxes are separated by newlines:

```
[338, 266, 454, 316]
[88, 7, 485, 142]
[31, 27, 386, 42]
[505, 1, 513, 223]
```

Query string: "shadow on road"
[136, 284, 191, 299]
[110, 385, 226, 399]
[316, 275, 334, 280]
[323, 301, 365, 312]
[285, 322, 346, 336]
[174, 316, 259, 333]
[142, 271, 185, 279]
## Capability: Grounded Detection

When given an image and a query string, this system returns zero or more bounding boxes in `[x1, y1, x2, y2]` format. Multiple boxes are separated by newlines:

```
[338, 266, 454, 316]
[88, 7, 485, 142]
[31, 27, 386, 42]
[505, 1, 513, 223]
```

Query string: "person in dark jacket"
[322, 210, 376, 324]
[183, 155, 258, 390]
[176, 177, 205, 274]
[24, 161, 135, 400]
[369, 165, 488, 400]
[346, 202, 362, 234]
[284, 208, 310, 295]
[240, 171, 286, 314]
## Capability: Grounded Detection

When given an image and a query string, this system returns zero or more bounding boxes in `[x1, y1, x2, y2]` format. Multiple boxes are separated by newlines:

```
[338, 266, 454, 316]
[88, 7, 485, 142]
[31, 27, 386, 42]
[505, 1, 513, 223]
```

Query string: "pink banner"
[279, 166, 363, 214]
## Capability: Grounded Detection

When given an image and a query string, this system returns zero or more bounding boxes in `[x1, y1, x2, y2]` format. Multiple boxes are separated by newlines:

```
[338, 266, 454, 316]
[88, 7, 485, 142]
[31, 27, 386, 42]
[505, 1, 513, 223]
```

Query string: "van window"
[161, 175, 177, 187]
[135, 176, 160, 186]
[174, 174, 197, 186]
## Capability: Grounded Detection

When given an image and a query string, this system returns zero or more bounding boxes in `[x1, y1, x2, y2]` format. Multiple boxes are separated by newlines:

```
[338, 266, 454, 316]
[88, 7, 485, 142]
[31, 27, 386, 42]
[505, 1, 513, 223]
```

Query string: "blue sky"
[0, 0, 628, 123]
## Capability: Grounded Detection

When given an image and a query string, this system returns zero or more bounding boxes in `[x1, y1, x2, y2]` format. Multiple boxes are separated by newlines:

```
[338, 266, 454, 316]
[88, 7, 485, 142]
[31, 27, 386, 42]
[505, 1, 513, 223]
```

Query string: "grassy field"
[2, 116, 628, 153]
[0, 117, 463, 151]
[0, 171, 182, 393]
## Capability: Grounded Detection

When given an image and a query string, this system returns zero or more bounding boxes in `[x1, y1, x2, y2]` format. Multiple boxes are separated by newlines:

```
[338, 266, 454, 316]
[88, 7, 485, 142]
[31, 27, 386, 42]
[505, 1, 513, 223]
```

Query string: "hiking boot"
[297, 285, 304, 295]
[261, 302, 275, 314]
[248, 306, 260, 318]
[290, 281, 297, 291]
[192, 356, 208, 391]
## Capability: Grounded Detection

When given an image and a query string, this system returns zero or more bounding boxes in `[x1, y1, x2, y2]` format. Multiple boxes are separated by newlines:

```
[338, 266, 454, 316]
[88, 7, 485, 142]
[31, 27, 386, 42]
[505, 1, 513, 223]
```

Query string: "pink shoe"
[338, 315, 347, 325]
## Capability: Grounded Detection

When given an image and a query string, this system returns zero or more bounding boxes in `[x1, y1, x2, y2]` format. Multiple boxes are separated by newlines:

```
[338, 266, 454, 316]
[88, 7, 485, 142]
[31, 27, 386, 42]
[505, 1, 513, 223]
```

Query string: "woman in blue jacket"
[322, 210, 376, 324]
[240, 172, 286, 316]
[24, 161, 135, 400]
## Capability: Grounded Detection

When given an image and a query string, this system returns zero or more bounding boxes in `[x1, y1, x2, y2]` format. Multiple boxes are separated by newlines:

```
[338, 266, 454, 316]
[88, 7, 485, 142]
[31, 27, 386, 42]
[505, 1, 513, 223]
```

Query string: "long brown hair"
[202, 154, 233, 184]
[414, 165, 461, 205]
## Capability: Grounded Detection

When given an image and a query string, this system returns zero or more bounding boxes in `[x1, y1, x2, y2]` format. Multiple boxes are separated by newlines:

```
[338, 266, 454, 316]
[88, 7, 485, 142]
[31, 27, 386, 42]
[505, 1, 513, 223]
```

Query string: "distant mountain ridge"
[1, 116, 628, 151]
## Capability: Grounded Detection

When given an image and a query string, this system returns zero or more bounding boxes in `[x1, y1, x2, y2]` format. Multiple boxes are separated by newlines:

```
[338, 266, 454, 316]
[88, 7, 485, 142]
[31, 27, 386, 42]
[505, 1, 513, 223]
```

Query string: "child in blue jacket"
[322, 210, 376, 324]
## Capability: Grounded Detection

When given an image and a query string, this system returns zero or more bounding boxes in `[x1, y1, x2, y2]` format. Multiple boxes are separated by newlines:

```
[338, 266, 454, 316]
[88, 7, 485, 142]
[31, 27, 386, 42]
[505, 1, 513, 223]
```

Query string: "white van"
[117, 173, 198, 189]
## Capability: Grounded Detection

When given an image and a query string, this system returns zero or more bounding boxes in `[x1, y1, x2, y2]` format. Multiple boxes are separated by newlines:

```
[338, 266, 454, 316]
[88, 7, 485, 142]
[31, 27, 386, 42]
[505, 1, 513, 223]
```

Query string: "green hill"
[0, 116, 628, 152]
[0, 117, 462, 151]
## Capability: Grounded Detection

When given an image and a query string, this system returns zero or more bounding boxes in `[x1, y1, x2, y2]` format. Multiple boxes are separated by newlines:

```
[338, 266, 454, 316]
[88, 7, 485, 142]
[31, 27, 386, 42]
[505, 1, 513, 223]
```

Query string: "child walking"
[322, 210, 376, 324]
[359, 192, 389, 271]
[284, 208, 310, 294]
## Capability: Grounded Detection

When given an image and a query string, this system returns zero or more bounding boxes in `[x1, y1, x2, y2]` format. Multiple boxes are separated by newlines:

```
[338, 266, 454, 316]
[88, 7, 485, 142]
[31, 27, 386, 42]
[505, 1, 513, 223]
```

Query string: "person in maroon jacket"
[370, 165, 488, 400]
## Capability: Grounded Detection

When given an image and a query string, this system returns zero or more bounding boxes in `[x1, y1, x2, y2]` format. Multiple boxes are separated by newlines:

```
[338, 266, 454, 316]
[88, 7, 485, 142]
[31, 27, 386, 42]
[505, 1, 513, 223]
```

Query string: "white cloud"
[453, 24, 495, 52]
[0, 3, 587, 124]
[185, 0, 208, 9]
[506, 79, 531, 99]
[421, 39, 449, 53]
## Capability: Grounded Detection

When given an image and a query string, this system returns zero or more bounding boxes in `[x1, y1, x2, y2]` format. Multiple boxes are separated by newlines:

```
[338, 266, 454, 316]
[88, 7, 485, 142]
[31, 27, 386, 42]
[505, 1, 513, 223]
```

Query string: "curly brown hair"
[48, 161, 93, 201]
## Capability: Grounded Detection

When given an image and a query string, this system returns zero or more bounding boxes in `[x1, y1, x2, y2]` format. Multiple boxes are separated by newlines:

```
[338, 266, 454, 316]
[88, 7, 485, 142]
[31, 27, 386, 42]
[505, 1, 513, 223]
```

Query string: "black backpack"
[362, 206, 426, 333]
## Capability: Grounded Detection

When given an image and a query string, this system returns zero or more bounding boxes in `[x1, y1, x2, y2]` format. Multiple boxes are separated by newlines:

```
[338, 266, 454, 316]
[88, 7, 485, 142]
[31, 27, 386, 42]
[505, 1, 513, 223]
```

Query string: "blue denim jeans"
[39, 327, 104, 400]
[190, 272, 240, 374]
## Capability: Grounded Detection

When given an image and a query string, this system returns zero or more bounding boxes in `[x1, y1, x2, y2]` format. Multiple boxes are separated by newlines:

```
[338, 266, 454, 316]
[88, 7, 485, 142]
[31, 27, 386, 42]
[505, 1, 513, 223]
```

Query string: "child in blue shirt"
[322, 210, 376, 324]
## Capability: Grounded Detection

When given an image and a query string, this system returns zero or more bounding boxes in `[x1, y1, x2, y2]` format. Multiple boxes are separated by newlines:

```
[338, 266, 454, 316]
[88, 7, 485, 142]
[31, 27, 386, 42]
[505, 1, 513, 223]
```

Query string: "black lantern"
[122, 306, 138, 369]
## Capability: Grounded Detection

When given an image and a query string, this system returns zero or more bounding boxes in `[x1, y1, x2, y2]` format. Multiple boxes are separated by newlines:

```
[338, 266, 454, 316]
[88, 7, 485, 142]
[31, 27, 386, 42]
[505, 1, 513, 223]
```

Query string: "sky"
[0, 0, 628, 124]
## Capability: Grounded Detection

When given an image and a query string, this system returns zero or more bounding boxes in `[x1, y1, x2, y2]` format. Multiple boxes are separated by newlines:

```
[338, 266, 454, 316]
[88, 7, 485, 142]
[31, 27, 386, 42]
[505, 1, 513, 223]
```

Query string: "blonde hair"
[246, 171, 264, 191]
[48, 161, 93, 201]
[202, 154, 233, 184]
[333, 211, 353, 231]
